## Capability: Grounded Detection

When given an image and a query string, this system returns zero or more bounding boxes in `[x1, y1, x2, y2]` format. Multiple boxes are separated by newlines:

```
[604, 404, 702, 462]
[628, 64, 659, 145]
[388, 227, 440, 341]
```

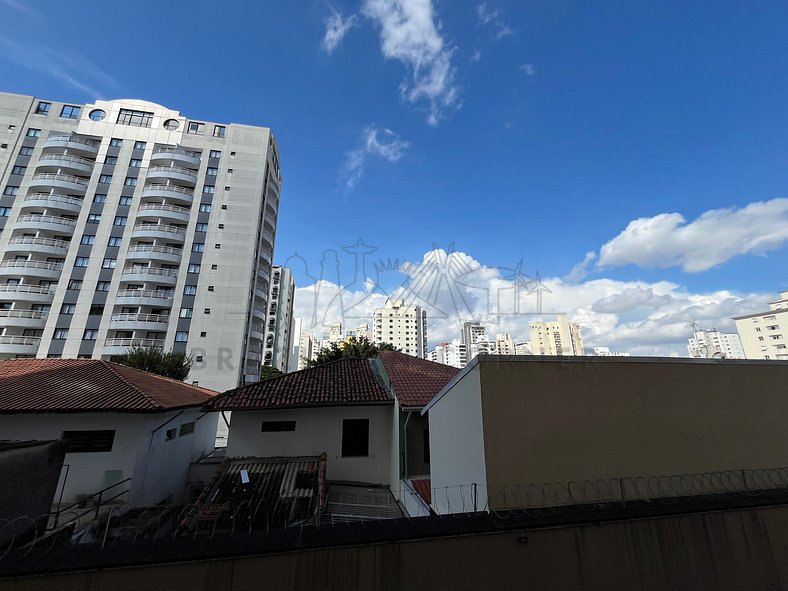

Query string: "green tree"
[117, 346, 193, 381]
[306, 337, 399, 367]
[260, 365, 283, 381]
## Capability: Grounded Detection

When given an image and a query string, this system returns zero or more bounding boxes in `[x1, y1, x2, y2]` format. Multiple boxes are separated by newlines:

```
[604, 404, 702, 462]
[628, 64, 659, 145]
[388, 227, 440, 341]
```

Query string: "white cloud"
[471, 49, 481, 63]
[362, 0, 460, 126]
[321, 8, 358, 54]
[596, 198, 788, 272]
[291, 247, 772, 356]
[476, 2, 513, 39]
[520, 63, 535, 76]
[342, 125, 410, 189]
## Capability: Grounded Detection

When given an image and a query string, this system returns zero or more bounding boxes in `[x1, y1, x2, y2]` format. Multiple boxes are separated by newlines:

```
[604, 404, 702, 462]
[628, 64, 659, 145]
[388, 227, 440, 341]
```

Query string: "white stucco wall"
[427, 365, 488, 514]
[225, 405, 393, 486]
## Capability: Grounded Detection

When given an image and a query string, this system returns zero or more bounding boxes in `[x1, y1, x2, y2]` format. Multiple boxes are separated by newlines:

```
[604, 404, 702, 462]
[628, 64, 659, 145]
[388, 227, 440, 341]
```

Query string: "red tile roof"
[205, 358, 391, 411]
[378, 351, 459, 408]
[411, 478, 431, 505]
[0, 358, 216, 413]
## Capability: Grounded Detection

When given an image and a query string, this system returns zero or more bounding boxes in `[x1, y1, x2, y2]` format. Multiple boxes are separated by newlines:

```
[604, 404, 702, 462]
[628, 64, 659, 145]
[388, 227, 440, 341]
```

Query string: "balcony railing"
[30, 173, 89, 186]
[137, 203, 192, 216]
[132, 223, 186, 236]
[104, 338, 165, 349]
[110, 313, 170, 324]
[151, 147, 201, 159]
[16, 214, 77, 228]
[147, 165, 198, 177]
[0, 310, 48, 320]
[126, 245, 183, 257]
[0, 260, 63, 272]
[45, 133, 99, 148]
[0, 284, 53, 296]
[0, 335, 41, 346]
[23, 193, 84, 207]
[143, 184, 194, 197]
[37, 153, 95, 167]
[7, 236, 70, 249]
[116, 289, 173, 301]
[121, 266, 178, 278]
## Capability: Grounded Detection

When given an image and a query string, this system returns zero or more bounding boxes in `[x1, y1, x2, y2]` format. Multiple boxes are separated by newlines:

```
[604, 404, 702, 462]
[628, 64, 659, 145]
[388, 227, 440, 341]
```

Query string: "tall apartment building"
[325, 321, 343, 345]
[428, 338, 466, 368]
[494, 333, 517, 355]
[263, 266, 294, 373]
[733, 290, 788, 360]
[296, 329, 319, 370]
[288, 316, 302, 372]
[373, 299, 427, 358]
[687, 325, 744, 359]
[0, 93, 282, 392]
[461, 321, 486, 350]
[350, 322, 372, 342]
[529, 314, 585, 356]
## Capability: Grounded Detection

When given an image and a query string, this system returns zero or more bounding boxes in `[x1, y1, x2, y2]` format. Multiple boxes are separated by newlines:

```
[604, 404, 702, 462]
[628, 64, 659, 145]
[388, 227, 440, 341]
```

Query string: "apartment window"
[175, 331, 189, 342]
[35, 101, 50, 114]
[214, 243, 221, 249]
[11, 165, 26, 175]
[209, 150, 221, 158]
[107, 237, 122, 247]
[53, 328, 69, 340]
[104, 156, 118, 165]
[221, 204, 227, 210]
[211, 264, 218, 270]
[102, 258, 116, 269]
[113, 216, 127, 226]
[0, 207, 10, 217]
[134, 141, 146, 150]
[74, 257, 89, 267]
[119, 196, 132, 206]
[217, 224, 224, 229]
[68, 279, 83, 289]
[179, 422, 195, 436]
[261, 421, 296, 432]
[192, 243, 204, 253]
[165, 428, 176, 441]
[200, 331, 207, 337]
[60, 105, 81, 119]
[110, 138, 123, 147]
[183, 285, 197, 295]
[27, 128, 41, 137]
[96, 281, 111, 291]
[117, 108, 153, 127]
[61, 430, 115, 453]
[83, 329, 97, 340]
[187, 122, 204, 135]
[179, 308, 193, 318]
[3, 186, 19, 196]
[207, 285, 214, 292]
[187, 264, 201, 273]
[129, 158, 142, 167]
[124, 177, 137, 186]
[213, 125, 226, 138]
[99, 174, 112, 183]
[204, 308, 210, 314]
[61, 303, 76, 314]
[341, 419, 369, 457]
[199, 203, 212, 213]
[203, 186, 215, 194]
[19, 146, 33, 156]
[227, 169, 233, 174]
[195, 223, 208, 232]
[224, 186, 230, 191]
[93, 194, 107, 203]
[206, 167, 218, 176]
[89, 305, 103, 315]
[80, 235, 95, 245]
[87, 214, 101, 223]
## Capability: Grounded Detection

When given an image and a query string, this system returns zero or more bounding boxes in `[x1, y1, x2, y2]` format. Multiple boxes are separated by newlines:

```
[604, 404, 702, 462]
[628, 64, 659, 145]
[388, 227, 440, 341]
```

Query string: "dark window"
[341, 419, 369, 457]
[35, 101, 50, 114]
[261, 421, 296, 432]
[423, 428, 430, 464]
[165, 428, 176, 441]
[117, 108, 153, 128]
[60, 105, 81, 119]
[61, 430, 115, 453]
[179, 421, 195, 436]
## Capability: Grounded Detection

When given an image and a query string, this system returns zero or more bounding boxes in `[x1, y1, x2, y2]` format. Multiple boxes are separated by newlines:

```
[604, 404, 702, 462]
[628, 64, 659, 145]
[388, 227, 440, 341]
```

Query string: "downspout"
[138, 410, 184, 504]
[402, 411, 411, 480]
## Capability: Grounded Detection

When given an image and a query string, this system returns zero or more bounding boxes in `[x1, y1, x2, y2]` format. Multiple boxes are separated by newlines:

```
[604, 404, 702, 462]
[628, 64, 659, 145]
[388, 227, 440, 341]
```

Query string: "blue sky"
[2, 0, 787, 353]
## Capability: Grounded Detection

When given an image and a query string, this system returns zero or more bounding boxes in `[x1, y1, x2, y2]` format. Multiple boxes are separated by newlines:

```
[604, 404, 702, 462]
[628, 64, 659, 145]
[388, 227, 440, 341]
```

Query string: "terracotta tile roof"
[0, 358, 216, 413]
[378, 351, 459, 408]
[205, 358, 391, 411]
[411, 478, 431, 505]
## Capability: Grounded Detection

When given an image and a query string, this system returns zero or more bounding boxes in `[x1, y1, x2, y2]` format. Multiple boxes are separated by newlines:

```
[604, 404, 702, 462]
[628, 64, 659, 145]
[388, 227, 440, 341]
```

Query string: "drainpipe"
[138, 410, 184, 504]
[402, 411, 411, 480]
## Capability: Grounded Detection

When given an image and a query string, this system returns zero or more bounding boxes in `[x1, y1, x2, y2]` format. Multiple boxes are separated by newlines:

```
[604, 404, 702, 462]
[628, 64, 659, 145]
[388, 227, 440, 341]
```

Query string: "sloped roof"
[205, 358, 391, 411]
[378, 350, 460, 408]
[0, 358, 216, 413]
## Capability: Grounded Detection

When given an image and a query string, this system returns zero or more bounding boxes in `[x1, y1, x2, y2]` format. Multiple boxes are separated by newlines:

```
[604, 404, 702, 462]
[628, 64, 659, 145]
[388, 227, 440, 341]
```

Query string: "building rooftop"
[0, 358, 216, 413]
[205, 357, 391, 411]
[378, 350, 460, 408]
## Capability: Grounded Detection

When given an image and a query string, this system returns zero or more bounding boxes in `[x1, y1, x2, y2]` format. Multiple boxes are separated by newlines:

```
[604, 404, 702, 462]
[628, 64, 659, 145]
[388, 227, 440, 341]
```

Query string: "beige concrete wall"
[477, 357, 788, 494]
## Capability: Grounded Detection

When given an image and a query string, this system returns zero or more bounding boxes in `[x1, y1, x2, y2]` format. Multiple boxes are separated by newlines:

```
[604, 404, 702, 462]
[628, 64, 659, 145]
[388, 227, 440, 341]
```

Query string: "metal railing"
[142, 184, 194, 197]
[121, 266, 178, 278]
[147, 166, 197, 178]
[126, 245, 183, 257]
[0, 310, 47, 320]
[45, 133, 99, 148]
[24, 193, 84, 207]
[136, 203, 191, 216]
[30, 173, 89, 185]
[7, 236, 69, 249]
[16, 214, 77, 227]
[0, 284, 53, 295]
[37, 153, 95, 167]
[0, 335, 41, 346]
[152, 146, 201, 159]
[116, 289, 173, 301]
[0, 260, 63, 271]
[104, 338, 165, 348]
[110, 313, 170, 324]
[131, 223, 186, 236]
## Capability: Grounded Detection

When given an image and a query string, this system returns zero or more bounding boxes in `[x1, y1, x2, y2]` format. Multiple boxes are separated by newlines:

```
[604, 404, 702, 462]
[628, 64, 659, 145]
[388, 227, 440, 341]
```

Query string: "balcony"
[36, 153, 95, 175]
[121, 266, 178, 285]
[136, 203, 192, 223]
[28, 173, 89, 194]
[141, 184, 194, 204]
[115, 289, 173, 307]
[5, 236, 70, 256]
[150, 147, 201, 168]
[131, 223, 186, 242]
[103, 338, 165, 356]
[146, 166, 198, 186]
[250, 323, 265, 340]
[247, 347, 262, 362]
[22, 193, 84, 214]
[15, 213, 77, 234]
[0, 284, 54, 302]
[0, 309, 48, 328]
[110, 313, 171, 331]
[252, 305, 266, 319]
[125, 245, 183, 264]
[44, 133, 99, 156]
[0, 260, 63, 279]
[0, 335, 41, 355]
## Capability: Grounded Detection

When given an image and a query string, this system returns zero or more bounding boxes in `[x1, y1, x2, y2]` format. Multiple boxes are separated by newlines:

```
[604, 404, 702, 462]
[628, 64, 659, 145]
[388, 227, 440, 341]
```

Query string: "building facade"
[428, 339, 466, 368]
[687, 326, 744, 359]
[0, 93, 281, 392]
[733, 290, 788, 360]
[296, 328, 319, 370]
[263, 266, 294, 373]
[374, 299, 427, 358]
[529, 314, 585, 356]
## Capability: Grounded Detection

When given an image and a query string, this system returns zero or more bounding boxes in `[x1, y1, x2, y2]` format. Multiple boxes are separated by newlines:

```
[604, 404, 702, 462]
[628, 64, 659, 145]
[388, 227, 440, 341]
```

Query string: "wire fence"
[2, 466, 788, 562]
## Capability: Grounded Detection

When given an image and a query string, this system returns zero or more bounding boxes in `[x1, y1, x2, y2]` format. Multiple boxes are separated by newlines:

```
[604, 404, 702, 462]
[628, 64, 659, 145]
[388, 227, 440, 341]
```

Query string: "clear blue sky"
[2, 0, 787, 353]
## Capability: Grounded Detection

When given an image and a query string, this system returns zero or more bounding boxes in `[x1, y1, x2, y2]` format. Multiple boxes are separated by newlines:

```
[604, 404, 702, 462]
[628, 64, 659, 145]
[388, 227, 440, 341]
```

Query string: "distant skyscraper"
[687, 324, 744, 359]
[296, 329, 319, 370]
[428, 339, 466, 368]
[529, 315, 585, 356]
[733, 290, 788, 360]
[325, 321, 343, 345]
[373, 299, 427, 358]
[353, 322, 373, 342]
[263, 266, 295, 372]
[461, 321, 486, 349]
[494, 333, 517, 355]
[288, 317, 302, 372]
[515, 342, 531, 355]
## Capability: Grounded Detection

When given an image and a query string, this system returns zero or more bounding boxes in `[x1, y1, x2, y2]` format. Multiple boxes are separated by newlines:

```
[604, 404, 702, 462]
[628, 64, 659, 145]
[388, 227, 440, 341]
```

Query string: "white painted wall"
[427, 365, 488, 514]
[226, 405, 393, 485]
[389, 399, 402, 500]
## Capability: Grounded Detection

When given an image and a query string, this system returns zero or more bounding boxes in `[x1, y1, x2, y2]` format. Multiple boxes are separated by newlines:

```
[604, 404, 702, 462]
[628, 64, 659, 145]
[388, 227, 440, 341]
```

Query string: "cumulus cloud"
[476, 2, 513, 39]
[291, 247, 772, 356]
[321, 8, 358, 53]
[362, 0, 460, 126]
[596, 198, 788, 272]
[342, 125, 410, 189]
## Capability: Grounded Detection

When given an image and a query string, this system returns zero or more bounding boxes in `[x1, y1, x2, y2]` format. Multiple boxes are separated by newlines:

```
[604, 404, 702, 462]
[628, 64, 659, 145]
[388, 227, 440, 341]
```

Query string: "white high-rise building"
[263, 266, 294, 373]
[325, 321, 343, 345]
[353, 322, 373, 342]
[733, 291, 788, 360]
[515, 342, 531, 355]
[461, 321, 487, 362]
[428, 338, 466, 368]
[529, 315, 585, 356]
[494, 333, 517, 355]
[373, 299, 427, 358]
[288, 317, 302, 372]
[296, 329, 319, 370]
[687, 324, 744, 359]
[0, 92, 282, 392]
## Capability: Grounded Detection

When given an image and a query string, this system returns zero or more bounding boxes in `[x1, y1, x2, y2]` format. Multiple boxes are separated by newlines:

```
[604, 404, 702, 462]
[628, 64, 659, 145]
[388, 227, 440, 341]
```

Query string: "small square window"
[19, 146, 33, 156]
[134, 141, 146, 150]
[110, 138, 123, 147]
[200, 331, 207, 337]
[165, 428, 177, 441]
[206, 167, 218, 176]
[80, 235, 95, 245]
[211, 264, 218, 270]
[99, 174, 112, 184]
[213, 125, 226, 138]
[187, 264, 201, 273]
[35, 101, 50, 114]
[11, 165, 26, 175]
[87, 213, 101, 223]
[74, 257, 90, 267]
[27, 128, 41, 137]
[60, 105, 81, 119]
[175, 331, 189, 342]
[207, 285, 214, 292]
[221, 205, 227, 210]
[129, 158, 142, 168]
[96, 281, 111, 292]
[230, 151, 236, 156]
[119, 196, 132, 206]
[204, 308, 211, 314]
[203, 186, 215, 194]
[224, 186, 230, 191]
[179, 422, 195, 436]
[227, 169, 233, 174]
[83, 329, 97, 340]
[61, 303, 76, 314]
[102, 258, 116, 269]
[3, 186, 19, 196]
[218, 224, 224, 229]
[179, 307, 193, 318]
[214, 244, 221, 249]
[183, 285, 197, 295]
[192, 243, 204, 253]
[113, 216, 127, 226]
[195, 223, 208, 232]
[209, 150, 221, 158]
[108, 237, 122, 247]
[199, 203, 212, 213]
[195, 355, 203, 362]
[104, 156, 117, 165]
[124, 177, 137, 186]
[53, 328, 69, 340]
[187, 122, 204, 135]
[93, 194, 107, 203]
